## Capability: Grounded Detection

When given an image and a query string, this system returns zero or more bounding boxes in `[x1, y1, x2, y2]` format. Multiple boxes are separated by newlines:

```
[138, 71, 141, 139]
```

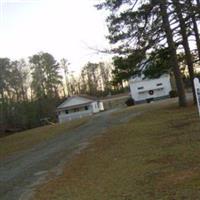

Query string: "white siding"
[99, 102, 104, 111]
[58, 105, 93, 123]
[91, 101, 100, 113]
[129, 75, 172, 102]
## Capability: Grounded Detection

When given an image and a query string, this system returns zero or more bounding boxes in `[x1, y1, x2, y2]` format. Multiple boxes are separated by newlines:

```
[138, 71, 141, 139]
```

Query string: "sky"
[0, 0, 111, 73]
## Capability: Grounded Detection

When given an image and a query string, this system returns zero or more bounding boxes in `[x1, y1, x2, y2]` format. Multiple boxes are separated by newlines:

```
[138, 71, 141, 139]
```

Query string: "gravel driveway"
[0, 108, 141, 200]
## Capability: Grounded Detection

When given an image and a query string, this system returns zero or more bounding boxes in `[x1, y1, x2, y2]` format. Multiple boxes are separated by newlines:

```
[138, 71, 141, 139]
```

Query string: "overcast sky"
[0, 0, 111, 73]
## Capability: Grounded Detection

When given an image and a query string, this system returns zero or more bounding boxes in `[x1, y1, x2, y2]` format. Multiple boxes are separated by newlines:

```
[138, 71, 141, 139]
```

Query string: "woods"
[0, 53, 114, 136]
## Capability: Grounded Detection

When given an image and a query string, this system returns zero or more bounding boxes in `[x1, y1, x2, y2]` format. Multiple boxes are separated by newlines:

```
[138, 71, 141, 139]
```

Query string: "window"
[157, 83, 163, 86]
[138, 86, 144, 90]
[74, 108, 79, 112]
[85, 106, 88, 110]
[65, 110, 69, 114]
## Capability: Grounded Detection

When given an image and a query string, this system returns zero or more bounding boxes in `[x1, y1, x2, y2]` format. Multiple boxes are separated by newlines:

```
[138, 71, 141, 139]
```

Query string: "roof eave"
[56, 101, 93, 111]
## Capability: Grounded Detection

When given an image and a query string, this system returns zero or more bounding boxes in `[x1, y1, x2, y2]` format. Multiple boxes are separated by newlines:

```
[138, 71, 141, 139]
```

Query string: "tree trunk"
[159, 0, 187, 107]
[64, 69, 71, 97]
[188, 0, 200, 62]
[0, 92, 5, 133]
[173, 0, 196, 103]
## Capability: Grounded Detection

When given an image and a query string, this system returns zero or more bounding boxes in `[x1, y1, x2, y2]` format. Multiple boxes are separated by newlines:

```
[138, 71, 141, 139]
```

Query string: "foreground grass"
[33, 101, 200, 200]
[0, 118, 88, 159]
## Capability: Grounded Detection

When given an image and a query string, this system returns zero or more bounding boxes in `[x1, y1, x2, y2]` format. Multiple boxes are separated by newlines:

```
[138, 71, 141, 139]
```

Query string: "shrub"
[169, 90, 178, 98]
[125, 97, 135, 106]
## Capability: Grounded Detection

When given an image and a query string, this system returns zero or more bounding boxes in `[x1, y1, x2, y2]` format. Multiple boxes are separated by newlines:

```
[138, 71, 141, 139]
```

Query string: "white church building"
[56, 95, 104, 123]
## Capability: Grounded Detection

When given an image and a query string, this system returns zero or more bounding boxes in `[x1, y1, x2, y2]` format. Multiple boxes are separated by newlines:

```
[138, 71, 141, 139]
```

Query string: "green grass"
[34, 100, 200, 200]
[0, 118, 89, 159]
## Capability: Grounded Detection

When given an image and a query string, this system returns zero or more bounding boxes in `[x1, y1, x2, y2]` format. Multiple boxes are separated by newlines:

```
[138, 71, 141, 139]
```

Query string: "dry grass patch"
[34, 101, 200, 200]
[164, 168, 200, 185]
[0, 118, 89, 159]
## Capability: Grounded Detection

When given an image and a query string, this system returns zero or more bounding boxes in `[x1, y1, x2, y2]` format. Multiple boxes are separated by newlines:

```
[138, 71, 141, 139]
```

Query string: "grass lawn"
[0, 118, 89, 159]
[33, 100, 200, 200]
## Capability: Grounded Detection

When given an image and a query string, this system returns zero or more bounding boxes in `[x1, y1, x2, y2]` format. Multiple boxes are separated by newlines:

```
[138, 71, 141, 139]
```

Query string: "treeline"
[97, 0, 200, 106]
[61, 60, 115, 97]
[0, 52, 118, 135]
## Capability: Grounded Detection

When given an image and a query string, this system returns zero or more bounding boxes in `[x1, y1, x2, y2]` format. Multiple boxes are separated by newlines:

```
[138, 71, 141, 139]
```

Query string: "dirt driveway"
[0, 108, 141, 200]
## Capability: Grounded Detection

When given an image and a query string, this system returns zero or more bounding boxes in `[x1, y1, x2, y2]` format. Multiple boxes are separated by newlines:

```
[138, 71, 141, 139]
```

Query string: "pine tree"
[97, 0, 187, 106]
[172, 0, 195, 102]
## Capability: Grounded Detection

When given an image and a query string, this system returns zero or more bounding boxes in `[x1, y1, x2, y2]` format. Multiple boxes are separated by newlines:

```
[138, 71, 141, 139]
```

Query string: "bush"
[125, 97, 135, 106]
[169, 90, 178, 98]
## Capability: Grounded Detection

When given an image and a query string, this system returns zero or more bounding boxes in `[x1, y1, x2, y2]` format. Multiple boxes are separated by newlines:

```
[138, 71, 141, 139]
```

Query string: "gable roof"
[57, 95, 97, 110]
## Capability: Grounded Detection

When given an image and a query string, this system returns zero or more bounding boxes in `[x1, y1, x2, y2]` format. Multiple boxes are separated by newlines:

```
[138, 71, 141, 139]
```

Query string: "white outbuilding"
[56, 95, 104, 123]
[129, 74, 172, 103]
